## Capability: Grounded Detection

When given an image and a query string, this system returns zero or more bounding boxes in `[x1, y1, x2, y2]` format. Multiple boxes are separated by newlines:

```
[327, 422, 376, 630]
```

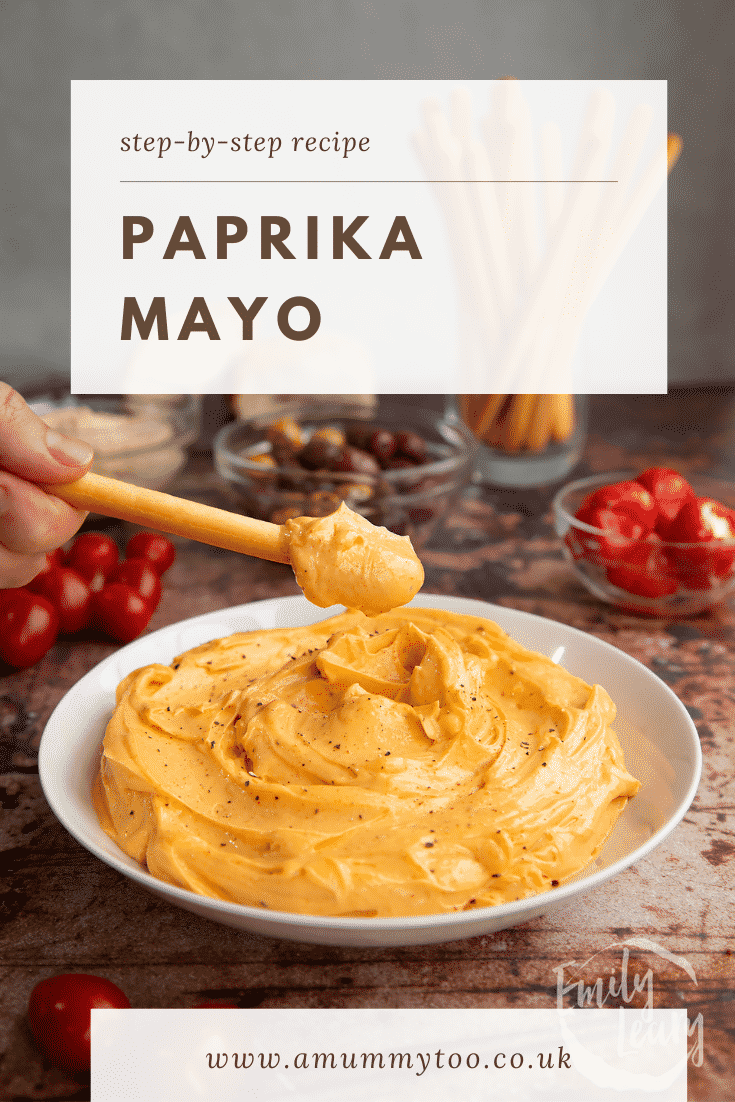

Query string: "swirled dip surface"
[284, 503, 424, 616]
[94, 607, 639, 917]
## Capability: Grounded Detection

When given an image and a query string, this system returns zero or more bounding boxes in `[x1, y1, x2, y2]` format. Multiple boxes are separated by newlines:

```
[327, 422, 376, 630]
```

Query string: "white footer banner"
[91, 1007, 687, 1100]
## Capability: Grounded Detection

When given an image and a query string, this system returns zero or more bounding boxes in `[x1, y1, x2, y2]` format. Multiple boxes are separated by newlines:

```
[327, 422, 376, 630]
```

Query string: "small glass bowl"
[553, 471, 735, 616]
[214, 400, 477, 550]
[36, 395, 201, 490]
[454, 394, 588, 488]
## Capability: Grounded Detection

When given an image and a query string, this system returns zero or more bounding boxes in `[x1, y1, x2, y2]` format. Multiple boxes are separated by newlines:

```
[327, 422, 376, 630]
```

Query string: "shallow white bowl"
[39, 594, 701, 947]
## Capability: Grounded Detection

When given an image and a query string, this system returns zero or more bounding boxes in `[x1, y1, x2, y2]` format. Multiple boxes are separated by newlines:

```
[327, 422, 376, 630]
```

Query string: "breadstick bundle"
[457, 393, 576, 455]
[414, 83, 679, 461]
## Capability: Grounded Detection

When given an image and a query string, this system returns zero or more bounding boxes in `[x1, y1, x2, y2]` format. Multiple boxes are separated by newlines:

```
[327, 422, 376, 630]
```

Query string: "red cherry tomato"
[94, 583, 153, 642]
[27, 566, 93, 634]
[66, 533, 119, 582]
[605, 536, 679, 598]
[571, 504, 645, 563]
[0, 590, 58, 668]
[0, 588, 16, 612]
[636, 467, 695, 535]
[31, 548, 66, 582]
[109, 558, 162, 609]
[579, 480, 658, 532]
[125, 532, 176, 576]
[27, 973, 130, 1073]
[666, 497, 735, 586]
[85, 567, 108, 593]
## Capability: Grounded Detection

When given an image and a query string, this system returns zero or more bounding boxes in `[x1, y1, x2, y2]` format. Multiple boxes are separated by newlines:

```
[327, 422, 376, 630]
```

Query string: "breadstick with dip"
[48, 472, 424, 617]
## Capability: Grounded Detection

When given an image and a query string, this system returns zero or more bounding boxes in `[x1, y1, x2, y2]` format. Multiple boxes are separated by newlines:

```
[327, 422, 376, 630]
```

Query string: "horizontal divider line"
[118, 178, 619, 184]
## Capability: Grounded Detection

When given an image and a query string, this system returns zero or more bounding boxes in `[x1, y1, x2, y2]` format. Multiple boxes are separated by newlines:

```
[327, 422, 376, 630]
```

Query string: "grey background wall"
[1, 0, 733, 390]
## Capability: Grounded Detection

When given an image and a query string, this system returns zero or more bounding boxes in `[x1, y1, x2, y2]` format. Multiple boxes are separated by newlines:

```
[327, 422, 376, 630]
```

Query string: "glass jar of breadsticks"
[454, 394, 588, 488]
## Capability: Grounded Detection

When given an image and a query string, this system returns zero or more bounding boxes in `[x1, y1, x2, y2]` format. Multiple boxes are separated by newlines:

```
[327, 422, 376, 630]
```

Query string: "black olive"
[334, 445, 381, 477]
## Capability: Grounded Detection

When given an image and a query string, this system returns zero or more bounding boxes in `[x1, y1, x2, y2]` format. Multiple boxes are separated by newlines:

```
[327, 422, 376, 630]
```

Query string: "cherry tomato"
[0, 587, 16, 610]
[109, 558, 162, 609]
[666, 497, 735, 586]
[125, 532, 176, 576]
[0, 590, 58, 668]
[606, 536, 679, 598]
[578, 480, 658, 532]
[571, 504, 645, 563]
[27, 566, 93, 634]
[85, 567, 108, 593]
[27, 973, 130, 1073]
[66, 533, 119, 582]
[31, 548, 66, 583]
[636, 467, 695, 536]
[94, 583, 153, 642]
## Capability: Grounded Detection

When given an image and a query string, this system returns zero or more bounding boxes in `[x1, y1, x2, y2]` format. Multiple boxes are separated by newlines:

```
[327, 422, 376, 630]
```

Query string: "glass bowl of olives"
[213, 400, 477, 549]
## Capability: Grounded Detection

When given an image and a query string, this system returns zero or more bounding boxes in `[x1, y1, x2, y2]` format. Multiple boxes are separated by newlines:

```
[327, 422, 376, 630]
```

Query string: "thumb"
[0, 382, 94, 485]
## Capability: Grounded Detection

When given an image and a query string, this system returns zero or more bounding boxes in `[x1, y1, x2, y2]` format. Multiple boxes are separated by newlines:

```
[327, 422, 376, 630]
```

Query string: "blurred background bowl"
[214, 399, 477, 549]
[553, 470, 735, 615]
[32, 394, 201, 491]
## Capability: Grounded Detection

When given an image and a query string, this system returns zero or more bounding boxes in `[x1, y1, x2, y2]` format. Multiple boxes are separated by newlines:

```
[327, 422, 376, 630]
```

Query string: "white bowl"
[39, 594, 701, 947]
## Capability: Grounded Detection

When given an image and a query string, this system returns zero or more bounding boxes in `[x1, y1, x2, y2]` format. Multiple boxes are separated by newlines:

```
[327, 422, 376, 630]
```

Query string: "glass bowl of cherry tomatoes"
[553, 468, 735, 615]
[214, 399, 477, 550]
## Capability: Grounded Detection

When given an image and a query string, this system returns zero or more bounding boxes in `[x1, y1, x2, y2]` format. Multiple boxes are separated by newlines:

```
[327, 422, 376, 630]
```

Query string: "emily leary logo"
[553, 936, 703, 1067]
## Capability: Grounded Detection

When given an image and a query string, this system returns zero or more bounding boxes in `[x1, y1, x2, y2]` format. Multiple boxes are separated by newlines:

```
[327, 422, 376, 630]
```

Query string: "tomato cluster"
[0, 532, 175, 668]
[567, 468, 735, 599]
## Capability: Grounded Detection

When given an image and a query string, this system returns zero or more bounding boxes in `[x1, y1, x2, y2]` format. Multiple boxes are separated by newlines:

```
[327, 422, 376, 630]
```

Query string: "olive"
[246, 452, 278, 483]
[395, 430, 427, 464]
[306, 490, 342, 517]
[299, 436, 343, 470]
[337, 482, 375, 507]
[334, 446, 381, 477]
[311, 426, 346, 449]
[248, 452, 277, 469]
[369, 429, 397, 463]
[345, 424, 373, 449]
[346, 425, 397, 463]
[267, 416, 304, 457]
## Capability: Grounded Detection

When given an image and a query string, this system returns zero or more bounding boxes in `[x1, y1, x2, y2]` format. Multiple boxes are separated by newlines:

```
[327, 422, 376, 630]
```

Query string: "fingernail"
[46, 429, 94, 467]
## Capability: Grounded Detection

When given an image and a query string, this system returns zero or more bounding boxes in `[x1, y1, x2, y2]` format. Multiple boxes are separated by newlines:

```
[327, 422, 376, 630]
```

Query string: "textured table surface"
[1, 391, 733, 1101]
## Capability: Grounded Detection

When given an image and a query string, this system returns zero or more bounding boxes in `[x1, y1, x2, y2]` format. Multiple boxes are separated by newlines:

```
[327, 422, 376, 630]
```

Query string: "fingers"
[0, 381, 94, 588]
[0, 382, 94, 485]
[0, 470, 89, 556]
[0, 546, 48, 589]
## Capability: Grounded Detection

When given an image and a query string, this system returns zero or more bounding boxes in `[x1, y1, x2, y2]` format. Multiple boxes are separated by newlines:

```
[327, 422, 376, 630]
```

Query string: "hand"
[0, 382, 94, 587]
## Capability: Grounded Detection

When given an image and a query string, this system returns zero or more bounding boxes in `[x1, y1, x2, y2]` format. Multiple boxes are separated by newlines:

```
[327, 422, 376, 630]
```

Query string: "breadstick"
[47, 471, 289, 563]
[667, 133, 682, 173]
[500, 394, 536, 453]
[473, 394, 507, 439]
[484, 396, 511, 447]
[458, 394, 491, 434]
[525, 395, 554, 452]
[549, 394, 576, 442]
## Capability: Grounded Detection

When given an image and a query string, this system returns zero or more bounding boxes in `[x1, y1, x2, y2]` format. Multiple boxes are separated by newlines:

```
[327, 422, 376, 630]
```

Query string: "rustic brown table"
[1, 391, 733, 1101]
